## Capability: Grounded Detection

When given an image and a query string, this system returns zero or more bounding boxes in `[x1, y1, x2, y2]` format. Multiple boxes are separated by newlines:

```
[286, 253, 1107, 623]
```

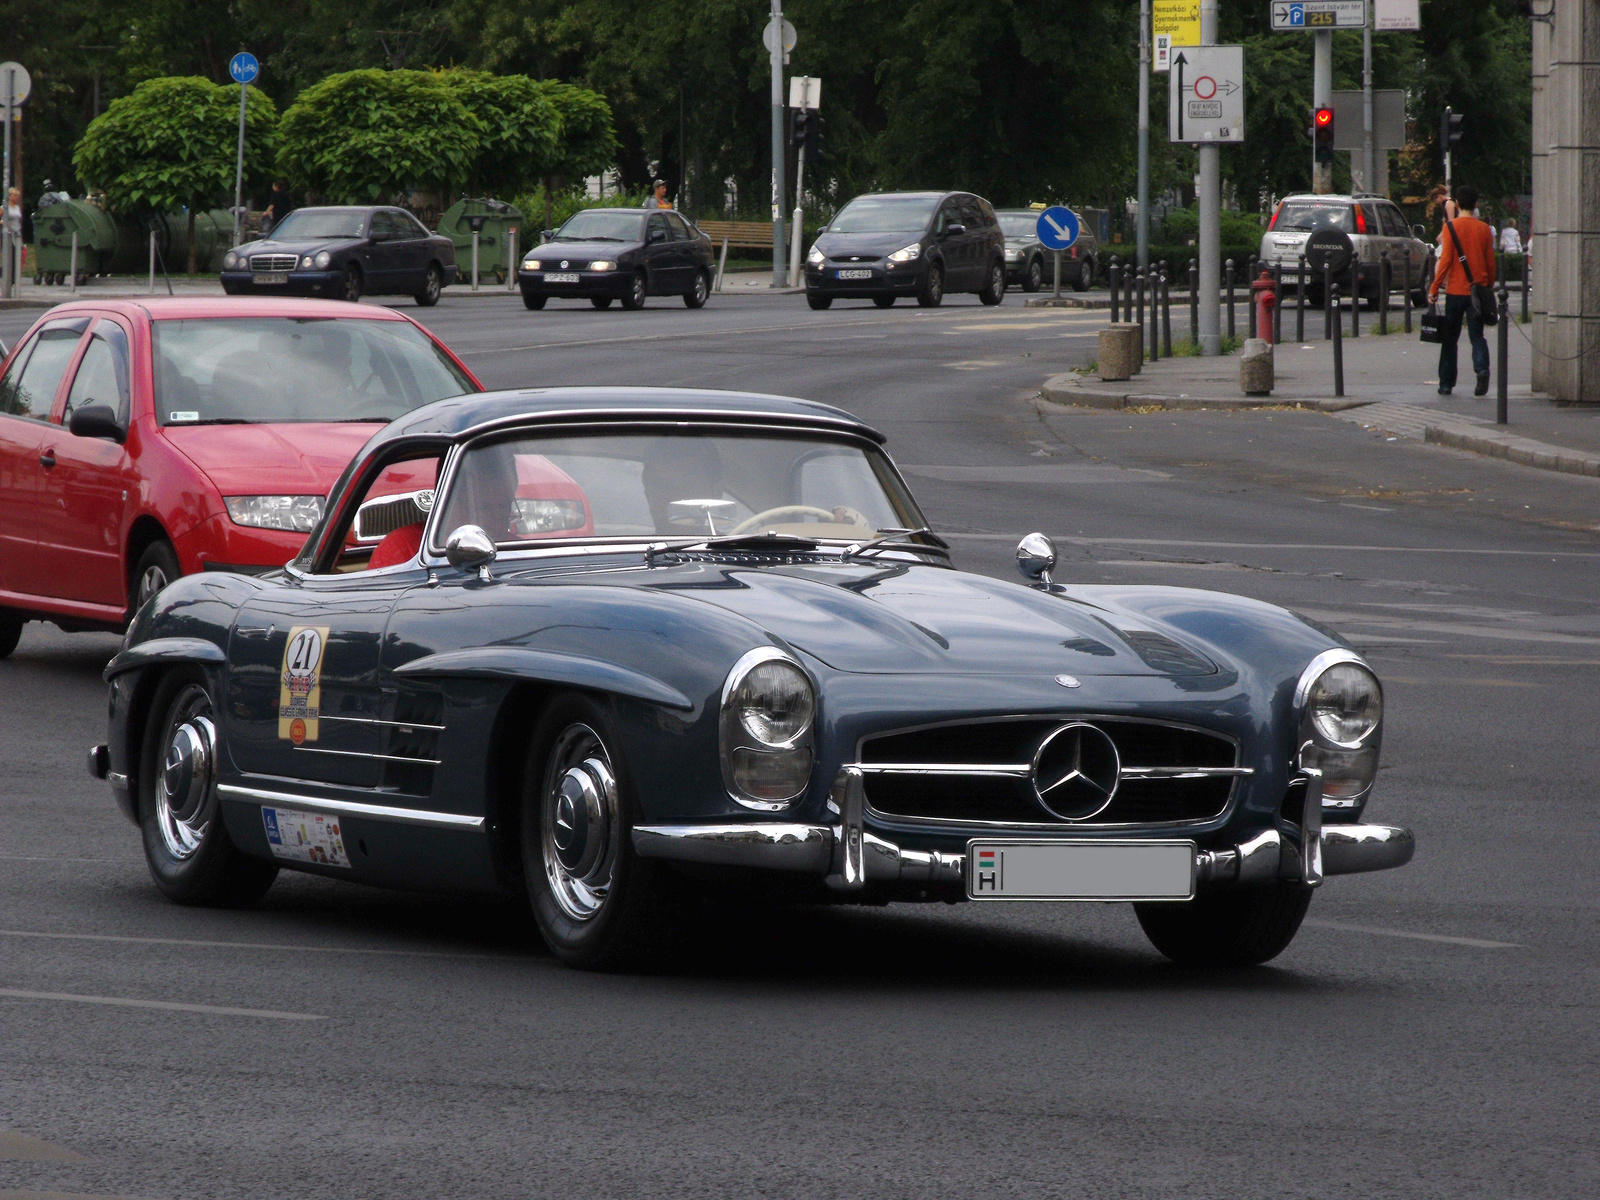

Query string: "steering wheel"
[728, 505, 838, 536]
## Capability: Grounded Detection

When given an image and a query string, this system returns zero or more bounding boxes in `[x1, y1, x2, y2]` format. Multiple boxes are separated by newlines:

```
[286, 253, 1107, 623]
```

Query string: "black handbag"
[1419, 303, 1445, 344]
[1444, 218, 1499, 327]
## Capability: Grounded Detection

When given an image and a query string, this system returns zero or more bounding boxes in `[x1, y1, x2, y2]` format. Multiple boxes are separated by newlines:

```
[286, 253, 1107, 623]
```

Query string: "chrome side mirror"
[1016, 532, 1057, 588]
[445, 524, 497, 580]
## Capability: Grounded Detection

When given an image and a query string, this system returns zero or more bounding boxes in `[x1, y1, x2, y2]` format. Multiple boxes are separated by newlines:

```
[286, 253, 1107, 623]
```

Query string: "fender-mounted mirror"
[1016, 532, 1057, 588]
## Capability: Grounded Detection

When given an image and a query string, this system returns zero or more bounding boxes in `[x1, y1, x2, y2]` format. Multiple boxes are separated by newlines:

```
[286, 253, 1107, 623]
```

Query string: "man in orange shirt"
[1428, 184, 1497, 396]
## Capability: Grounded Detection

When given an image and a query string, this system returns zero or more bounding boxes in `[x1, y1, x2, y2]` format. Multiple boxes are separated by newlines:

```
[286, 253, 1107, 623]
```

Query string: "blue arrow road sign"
[1035, 207, 1080, 251]
[229, 52, 260, 85]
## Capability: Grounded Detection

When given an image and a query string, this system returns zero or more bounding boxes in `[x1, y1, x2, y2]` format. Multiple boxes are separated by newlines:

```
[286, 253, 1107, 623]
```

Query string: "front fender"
[394, 646, 692, 711]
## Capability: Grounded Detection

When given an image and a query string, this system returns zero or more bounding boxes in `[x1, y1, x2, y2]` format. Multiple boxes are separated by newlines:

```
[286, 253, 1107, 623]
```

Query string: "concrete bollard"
[1239, 338, 1274, 395]
[1098, 324, 1143, 380]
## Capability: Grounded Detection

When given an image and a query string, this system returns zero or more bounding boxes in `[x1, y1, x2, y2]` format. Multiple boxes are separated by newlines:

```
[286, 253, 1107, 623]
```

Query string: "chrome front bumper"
[633, 766, 1413, 893]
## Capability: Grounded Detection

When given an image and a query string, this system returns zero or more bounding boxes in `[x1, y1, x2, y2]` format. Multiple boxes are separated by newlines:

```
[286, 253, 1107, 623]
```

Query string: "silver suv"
[1258, 193, 1433, 305]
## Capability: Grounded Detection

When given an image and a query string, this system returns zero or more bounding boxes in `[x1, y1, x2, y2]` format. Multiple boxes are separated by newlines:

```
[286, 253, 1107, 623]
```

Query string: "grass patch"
[1169, 334, 1244, 356]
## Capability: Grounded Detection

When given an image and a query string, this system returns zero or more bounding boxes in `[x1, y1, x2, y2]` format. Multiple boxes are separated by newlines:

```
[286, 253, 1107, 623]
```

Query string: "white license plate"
[967, 839, 1195, 901]
[254, 272, 289, 285]
[836, 269, 873, 279]
[545, 272, 580, 283]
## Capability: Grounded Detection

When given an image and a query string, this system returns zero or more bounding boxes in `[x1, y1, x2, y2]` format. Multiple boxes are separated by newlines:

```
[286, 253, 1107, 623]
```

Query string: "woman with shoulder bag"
[1426, 184, 1497, 396]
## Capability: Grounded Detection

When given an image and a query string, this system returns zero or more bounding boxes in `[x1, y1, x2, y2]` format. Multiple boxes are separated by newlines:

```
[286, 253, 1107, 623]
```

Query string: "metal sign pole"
[1137, 0, 1150, 273]
[768, 0, 786, 288]
[1361, 10, 1374, 192]
[1312, 29, 1333, 193]
[233, 81, 248, 247]
[1196, 0, 1220, 355]
[788, 143, 806, 287]
[2, 70, 12, 300]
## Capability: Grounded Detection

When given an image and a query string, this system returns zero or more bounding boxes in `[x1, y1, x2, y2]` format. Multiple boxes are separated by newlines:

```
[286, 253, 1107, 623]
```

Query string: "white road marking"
[1305, 919, 1519, 949]
[0, 987, 327, 1021]
[0, 928, 518, 961]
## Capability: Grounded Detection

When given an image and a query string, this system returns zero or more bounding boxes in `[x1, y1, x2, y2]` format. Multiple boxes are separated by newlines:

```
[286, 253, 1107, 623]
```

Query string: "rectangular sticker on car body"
[261, 806, 350, 868]
[277, 625, 329, 744]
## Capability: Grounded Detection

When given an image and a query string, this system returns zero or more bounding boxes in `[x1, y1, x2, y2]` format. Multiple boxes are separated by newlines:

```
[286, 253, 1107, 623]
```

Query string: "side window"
[64, 322, 132, 424]
[1381, 205, 1410, 238]
[647, 214, 669, 242]
[959, 199, 985, 230]
[934, 203, 959, 235]
[369, 212, 396, 241]
[0, 323, 87, 420]
[665, 213, 691, 241]
[975, 199, 999, 229]
[399, 212, 429, 239]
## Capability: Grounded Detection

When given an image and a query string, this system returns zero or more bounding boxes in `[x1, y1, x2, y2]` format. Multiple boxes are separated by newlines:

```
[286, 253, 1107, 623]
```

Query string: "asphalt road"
[3, 288, 1599, 1198]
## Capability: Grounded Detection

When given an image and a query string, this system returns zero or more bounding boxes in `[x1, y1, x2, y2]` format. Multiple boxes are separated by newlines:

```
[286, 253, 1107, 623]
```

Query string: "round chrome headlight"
[1307, 661, 1382, 746]
[732, 659, 814, 746]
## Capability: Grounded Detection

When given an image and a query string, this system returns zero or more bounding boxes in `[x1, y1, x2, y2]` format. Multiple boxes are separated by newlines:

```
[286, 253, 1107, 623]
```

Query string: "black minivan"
[803, 191, 1007, 309]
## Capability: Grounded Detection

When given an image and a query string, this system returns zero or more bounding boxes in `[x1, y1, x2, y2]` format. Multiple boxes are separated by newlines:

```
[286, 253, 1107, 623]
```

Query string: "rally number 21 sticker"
[278, 625, 330, 745]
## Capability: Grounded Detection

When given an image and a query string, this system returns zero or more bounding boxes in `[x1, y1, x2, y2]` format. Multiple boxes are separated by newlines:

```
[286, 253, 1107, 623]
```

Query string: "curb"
[1040, 372, 1374, 413]
[1424, 423, 1600, 479]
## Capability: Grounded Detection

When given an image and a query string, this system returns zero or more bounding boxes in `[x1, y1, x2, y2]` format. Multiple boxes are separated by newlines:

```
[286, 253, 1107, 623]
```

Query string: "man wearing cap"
[653, 180, 673, 209]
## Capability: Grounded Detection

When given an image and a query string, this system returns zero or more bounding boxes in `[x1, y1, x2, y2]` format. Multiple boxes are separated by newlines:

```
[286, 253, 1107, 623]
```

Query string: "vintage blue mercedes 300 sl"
[90, 388, 1413, 969]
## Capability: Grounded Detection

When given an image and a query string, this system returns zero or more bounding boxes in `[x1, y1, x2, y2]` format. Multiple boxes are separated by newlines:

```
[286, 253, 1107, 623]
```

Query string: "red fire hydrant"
[1251, 269, 1277, 345]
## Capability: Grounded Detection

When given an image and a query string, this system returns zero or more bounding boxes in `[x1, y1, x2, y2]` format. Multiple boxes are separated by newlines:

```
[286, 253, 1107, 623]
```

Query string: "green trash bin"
[438, 198, 524, 286]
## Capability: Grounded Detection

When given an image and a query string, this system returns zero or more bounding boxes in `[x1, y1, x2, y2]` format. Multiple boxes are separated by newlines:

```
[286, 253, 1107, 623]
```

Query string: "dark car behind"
[517, 208, 715, 311]
[220, 207, 459, 307]
[804, 191, 1008, 309]
[996, 209, 1099, 293]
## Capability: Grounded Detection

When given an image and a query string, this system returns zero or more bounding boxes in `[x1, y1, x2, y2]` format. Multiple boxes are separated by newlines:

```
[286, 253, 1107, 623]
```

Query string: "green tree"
[437, 70, 562, 196]
[275, 68, 484, 202]
[73, 75, 279, 272]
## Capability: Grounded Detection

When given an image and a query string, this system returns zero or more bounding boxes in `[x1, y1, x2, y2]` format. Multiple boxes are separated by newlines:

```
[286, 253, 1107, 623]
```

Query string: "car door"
[932, 200, 964, 287]
[0, 316, 90, 599]
[36, 316, 136, 609]
[643, 213, 674, 293]
[364, 211, 402, 292]
[1381, 203, 1423, 288]
[388, 210, 432, 293]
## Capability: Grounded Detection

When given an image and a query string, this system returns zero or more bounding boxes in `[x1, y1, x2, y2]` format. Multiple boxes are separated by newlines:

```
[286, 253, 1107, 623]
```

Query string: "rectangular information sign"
[1270, 0, 1368, 30]
[1168, 45, 1245, 144]
[1373, 0, 1419, 30]
[1153, 0, 1201, 47]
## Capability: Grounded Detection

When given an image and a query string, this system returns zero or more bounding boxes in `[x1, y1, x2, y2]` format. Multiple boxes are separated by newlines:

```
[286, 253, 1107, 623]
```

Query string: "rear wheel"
[590, 296, 613, 309]
[522, 291, 547, 310]
[1410, 253, 1433, 308]
[917, 262, 945, 307]
[521, 693, 670, 970]
[414, 262, 442, 307]
[979, 260, 1006, 306]
[872, 295, 896, 308]
[341, 264, 363, 303]
[807, 293, 833, 310]
[139, 670, 278, 907]
[1022, 257, 1043, 293]
[1135, 882, 1312, 968]
[620, 270, 648, 310]
[131, 540, 180, 618]
[0, 610, 22, 659]
[683, 269, 710, 309]
[1074, 256, 1095, 292]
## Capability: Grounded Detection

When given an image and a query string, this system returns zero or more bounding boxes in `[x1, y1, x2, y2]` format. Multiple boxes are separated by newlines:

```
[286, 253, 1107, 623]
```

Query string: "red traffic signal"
[1313, 106, 1335, 164]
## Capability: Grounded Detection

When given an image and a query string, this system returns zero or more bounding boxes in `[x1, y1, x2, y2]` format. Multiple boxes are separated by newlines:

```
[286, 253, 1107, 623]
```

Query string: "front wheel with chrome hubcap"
[139, 669, 278, 906]
[521, 693, 668, 969]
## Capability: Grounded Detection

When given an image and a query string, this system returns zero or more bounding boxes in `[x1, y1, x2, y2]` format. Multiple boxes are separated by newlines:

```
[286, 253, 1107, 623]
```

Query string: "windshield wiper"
[185, 418, 252, 425]
[843, 527, 951, 561]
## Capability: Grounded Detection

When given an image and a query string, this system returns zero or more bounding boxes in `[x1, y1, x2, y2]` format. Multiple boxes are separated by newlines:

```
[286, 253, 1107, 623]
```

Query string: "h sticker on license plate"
[967, 839, 1195, 901]
[544, 272, 580, 283]
[836, 268, 873, 280]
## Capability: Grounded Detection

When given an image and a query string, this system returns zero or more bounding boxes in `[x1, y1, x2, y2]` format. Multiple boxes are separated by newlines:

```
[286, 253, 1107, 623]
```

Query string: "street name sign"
[1271, 1, 1367, 29]
[1168, 46, 1245, 144]
[1035, 207, 1080, 251]
[228, 52, 260, 85]
[1153, 1, 1200, 47]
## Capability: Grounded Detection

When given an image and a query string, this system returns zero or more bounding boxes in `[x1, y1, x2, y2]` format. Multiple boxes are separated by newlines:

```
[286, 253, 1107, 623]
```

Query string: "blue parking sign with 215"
[1271, 1, 1367, 29]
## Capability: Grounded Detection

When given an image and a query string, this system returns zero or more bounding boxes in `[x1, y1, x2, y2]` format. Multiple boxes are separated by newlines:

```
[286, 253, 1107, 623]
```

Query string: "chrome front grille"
[250, 253, 298, 273]
[858, 716, 1245, 828]
[355, 489, 434, 542]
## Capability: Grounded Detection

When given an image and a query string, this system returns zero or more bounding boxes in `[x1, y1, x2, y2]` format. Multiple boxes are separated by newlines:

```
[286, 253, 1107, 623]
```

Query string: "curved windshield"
[829, 196, 938, 235]
[999, 215, 1040, 238]
[152, 317, 476, 425]
[555, 211, 645, 242]
[433, 431, 924, 548]
[267, 210, 368, 240]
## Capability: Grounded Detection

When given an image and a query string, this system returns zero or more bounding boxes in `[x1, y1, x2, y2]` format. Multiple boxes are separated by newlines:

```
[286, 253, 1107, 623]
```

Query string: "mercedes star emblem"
[1030, 722, 1120, 821]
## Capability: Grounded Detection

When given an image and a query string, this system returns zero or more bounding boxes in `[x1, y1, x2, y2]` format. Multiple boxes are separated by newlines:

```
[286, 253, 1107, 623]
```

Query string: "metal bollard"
[471, 229, 480, 292]
[1227, 259, 1238, 339]
[1331, 282, 1344, 397]
[1109, 257, 1121, 323]
[1296, 254, 1307, 342]
[1148, 270, 1159, 362]
[1188, 259, 1199, 345]
[149, 231, 157, 294]
[1323, 263, 1334, 340]
[1379, 253, 1389, 335]
[1350, 268, 1360, 338]
[1273, 263, 1284, 343]
[506, 227, 519, 292]
[1161, 264, 1172, 358]
[1401, 254, 1412, 334]
[715, 237, 729, 292]
[69, 232, 78, 295]
[1135, 269, 1146, 355]
[1496, 282, 1510, 424]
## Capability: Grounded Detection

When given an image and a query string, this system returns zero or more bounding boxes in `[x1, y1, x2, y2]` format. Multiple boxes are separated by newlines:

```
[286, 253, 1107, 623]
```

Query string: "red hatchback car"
[0, 297, 480, 657]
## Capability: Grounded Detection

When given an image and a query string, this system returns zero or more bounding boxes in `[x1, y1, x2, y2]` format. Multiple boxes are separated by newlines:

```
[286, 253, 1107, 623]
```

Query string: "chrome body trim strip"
[1120, 766, 1255, 779]
[216, 784, 485, 831]
[317, 714, 447, 733]
[291, 745, 442, 766]
[1321, 823, 1415, 875]
[631, 822, 833, 871]
[855, 762, 1031, 777]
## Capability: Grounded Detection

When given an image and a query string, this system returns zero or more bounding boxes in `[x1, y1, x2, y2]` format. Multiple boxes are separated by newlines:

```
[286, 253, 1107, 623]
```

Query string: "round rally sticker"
[290, 718, 307, 745]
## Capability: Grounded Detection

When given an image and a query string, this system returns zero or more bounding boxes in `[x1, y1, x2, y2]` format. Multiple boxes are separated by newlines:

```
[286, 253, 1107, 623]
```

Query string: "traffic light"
[789, 108, 810, 150]
[807, 114, 824, 161]
[1313, 106, 1335, 164]
[1441, 107, 1463, 161]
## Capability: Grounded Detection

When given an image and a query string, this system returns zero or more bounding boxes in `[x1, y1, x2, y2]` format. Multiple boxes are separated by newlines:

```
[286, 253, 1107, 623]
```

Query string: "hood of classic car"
[654, 561, 1221, 678]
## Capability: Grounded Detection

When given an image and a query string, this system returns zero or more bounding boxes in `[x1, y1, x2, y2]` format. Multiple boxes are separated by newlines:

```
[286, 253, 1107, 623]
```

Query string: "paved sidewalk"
[1041, 316, 1600, 480]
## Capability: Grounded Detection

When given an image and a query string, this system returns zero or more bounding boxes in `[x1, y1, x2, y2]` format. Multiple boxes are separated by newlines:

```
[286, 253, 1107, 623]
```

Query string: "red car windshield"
[151, 317, 475, 426]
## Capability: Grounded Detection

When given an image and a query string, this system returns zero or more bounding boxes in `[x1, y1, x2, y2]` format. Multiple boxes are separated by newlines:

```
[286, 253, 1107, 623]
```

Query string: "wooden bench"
[693, 220, 774, 250]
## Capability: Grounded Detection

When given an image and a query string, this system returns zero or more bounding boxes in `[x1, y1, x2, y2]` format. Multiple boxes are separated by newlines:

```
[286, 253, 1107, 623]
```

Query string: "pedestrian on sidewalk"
[263, 180, 293, 235]
[652, 179, 673, 209]
[1429, 184, 1496, 397]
